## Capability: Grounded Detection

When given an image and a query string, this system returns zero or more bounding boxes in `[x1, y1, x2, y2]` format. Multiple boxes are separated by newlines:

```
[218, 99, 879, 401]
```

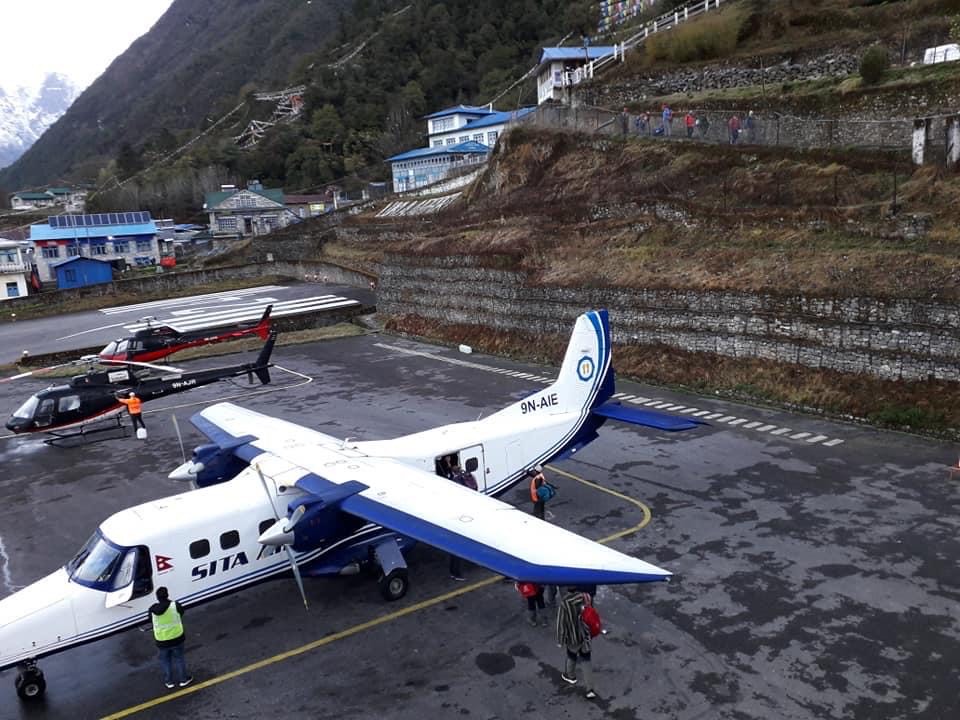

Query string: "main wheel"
[15, 669, 46, 701]
[378, 568, 409, 601]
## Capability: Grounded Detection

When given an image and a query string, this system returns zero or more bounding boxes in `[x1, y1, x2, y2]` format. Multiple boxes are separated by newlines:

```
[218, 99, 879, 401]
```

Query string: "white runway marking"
[99, 286, 288, 315]
[123, 297, 359, 333]
[374, 341, 847, 448]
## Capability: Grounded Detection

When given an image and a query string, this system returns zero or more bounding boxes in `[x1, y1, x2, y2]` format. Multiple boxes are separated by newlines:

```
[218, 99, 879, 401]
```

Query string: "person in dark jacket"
[556, 587, 596, 699]
[150, 586, 192, 689]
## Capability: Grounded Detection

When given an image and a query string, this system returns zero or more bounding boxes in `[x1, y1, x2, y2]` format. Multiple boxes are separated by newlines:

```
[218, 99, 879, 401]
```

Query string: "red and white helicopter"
[0, 310, 702, 701]
[98, 304, 274, 363]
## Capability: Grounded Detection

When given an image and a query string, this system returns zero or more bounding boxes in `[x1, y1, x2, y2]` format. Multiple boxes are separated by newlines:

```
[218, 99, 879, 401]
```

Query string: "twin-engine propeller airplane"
[5, 332, 277, 440]
[98, 304, 273, 363]
[0, 310, 703, 701]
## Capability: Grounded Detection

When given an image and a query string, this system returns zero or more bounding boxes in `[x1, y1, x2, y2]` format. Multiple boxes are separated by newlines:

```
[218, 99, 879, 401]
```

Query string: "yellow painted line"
[100, 466, 653, 719]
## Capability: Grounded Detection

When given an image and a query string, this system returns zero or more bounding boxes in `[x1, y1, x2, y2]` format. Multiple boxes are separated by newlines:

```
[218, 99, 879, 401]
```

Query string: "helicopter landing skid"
[44, 417, 130, 448]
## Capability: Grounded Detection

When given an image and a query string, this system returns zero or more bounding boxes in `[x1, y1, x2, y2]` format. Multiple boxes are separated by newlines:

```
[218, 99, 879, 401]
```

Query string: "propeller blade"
[253, 463, 281, 521]
[284, 545, 309, 611]
[284, 503, 307, 533]
[253, 463, 308, 610]
[171, 414, 186, 464]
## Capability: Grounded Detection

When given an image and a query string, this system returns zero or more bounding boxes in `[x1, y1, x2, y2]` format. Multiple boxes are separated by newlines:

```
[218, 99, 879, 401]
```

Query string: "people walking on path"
[684, 111, 695, 138]
[661, 104, 673, 136]
[728, 114, 741, 145]
[517, 581, 549, 627]
[556, 587, 598, 699]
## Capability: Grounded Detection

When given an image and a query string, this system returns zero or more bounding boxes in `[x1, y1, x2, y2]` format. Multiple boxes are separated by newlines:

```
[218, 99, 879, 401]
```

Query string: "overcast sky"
[0, 0, 175, 93]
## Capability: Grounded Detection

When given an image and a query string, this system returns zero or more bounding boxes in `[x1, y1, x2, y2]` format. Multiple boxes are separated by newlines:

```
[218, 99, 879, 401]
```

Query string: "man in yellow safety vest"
[149, 586, 192, 689]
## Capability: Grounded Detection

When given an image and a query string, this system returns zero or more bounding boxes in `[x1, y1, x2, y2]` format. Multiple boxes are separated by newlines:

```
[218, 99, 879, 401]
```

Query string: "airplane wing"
[192, 403, 671, 586]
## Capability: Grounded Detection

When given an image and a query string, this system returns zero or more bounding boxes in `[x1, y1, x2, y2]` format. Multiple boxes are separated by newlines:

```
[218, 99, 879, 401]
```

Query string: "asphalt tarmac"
[0, 331, 957, 720]
[0, 282, 373, 365]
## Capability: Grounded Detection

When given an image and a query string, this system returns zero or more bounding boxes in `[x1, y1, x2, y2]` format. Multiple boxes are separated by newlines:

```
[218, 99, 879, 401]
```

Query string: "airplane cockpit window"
[57, 395, 81, 412]
[11, 396, 39, 420]
[66, 530, 133, 591]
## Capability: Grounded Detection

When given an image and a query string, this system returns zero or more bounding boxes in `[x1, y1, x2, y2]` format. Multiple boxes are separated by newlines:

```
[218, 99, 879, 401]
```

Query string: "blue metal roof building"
[536, 46, 617, 105]
[50, 257, 114, 290]
[387, 107, 536, 193]
[30, 213, 159, 283]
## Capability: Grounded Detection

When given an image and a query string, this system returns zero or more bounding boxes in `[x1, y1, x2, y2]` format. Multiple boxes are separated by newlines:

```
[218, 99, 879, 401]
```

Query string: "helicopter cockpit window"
[66, 530, 133, 591]
[116, 339, 131, 354]
[11, 396, 38, 420]
[57, 395, 81, 412]
[34, 398, 55, 426]
[102, 341, 119, 356]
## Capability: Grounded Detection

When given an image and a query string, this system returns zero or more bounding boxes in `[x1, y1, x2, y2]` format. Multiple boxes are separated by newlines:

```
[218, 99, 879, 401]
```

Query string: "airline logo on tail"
[577, 356, 595, 382]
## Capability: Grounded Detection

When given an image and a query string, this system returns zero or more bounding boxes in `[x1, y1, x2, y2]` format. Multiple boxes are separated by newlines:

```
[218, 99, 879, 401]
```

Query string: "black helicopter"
[5, 332, 277, 437]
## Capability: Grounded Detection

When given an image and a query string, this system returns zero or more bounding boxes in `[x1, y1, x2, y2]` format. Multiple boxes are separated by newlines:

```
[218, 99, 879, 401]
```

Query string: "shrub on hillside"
[645, 6, 745, 64]
[859, 46, 889, 85]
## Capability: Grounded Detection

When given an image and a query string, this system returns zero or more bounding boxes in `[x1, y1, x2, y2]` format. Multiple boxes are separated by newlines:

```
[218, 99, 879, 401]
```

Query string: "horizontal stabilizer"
[592, 401, 705, 431]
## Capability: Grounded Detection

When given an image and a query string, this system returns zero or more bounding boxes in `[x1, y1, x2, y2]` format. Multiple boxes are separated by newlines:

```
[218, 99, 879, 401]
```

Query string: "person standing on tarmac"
[117, 390, 146, 433]
[528, 465, 553, 520]
[150, 586, 192, 689]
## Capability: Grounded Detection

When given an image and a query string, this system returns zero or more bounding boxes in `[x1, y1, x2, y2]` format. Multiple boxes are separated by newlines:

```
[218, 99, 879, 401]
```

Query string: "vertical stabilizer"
[491, 310, 613, 422]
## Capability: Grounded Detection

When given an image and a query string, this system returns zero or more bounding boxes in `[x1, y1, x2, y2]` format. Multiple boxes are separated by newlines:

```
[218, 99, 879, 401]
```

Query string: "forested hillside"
[0, 0, 349, 191]
[1, 0, 596, 216]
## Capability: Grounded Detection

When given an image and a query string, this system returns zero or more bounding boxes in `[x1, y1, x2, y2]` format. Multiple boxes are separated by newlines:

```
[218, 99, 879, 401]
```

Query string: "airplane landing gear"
[379, 568, 409, 601]
[15, 660, 46, 701]
[372, 537, 409, 601]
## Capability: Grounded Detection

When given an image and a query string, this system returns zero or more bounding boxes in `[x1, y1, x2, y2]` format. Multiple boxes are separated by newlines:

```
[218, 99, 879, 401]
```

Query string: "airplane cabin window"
[220, 530, 240, 550]
[189, 539, 210, 559]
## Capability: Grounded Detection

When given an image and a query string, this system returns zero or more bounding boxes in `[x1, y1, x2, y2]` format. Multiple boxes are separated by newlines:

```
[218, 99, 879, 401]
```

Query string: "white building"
[535, 46, 617, 105]
[9, 187, 86, 212]
[0, 239, 32, 300]
[204, 181, 294, 237]
[387, 105, 535, 192]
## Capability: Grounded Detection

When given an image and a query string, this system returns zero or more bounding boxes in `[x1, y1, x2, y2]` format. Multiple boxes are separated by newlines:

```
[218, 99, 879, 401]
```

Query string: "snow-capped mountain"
[0, 73, 78, 171]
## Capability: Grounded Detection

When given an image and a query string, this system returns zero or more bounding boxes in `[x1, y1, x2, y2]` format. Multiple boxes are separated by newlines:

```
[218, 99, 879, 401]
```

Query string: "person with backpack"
[516, 581, 549, 627]
[556, 586, 601, 699]
[528, 466, 555, 520]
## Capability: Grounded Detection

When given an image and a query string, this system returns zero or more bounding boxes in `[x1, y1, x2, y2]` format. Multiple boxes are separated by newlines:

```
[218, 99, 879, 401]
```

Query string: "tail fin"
[252, 330, 276, 385]
[255, 304, 273, 340]
[549, 309, 614, 415]
[491, 310, 613, 422]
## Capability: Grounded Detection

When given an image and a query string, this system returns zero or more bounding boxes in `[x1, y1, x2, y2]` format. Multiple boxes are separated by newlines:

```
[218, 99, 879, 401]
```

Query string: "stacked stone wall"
[378, 255, 960, 382]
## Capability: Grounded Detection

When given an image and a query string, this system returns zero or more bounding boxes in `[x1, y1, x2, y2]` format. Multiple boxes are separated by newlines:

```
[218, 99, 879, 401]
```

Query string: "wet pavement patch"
[475, 652, 515, 675]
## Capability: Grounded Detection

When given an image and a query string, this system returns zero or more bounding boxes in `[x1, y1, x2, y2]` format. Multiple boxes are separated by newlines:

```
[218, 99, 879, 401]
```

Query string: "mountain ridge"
[0, 74, 78, 174]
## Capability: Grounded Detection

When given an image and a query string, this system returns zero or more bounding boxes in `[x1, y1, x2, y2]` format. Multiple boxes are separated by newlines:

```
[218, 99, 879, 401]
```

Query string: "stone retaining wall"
[591, 53, 861, 105]
[378, 255, 960, 382]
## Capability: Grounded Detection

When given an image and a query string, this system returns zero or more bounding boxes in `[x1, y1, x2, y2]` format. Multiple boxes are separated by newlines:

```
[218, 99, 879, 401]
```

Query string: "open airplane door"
[459, 444, 486, 491]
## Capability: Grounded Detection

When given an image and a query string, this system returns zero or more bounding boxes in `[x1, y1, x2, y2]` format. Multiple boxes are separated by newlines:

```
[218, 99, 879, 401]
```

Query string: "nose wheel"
[16, 660, 46, 701]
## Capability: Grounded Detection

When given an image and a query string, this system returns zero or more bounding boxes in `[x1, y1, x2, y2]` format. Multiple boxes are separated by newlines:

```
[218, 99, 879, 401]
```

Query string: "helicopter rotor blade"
[99, 359, 184, 373]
